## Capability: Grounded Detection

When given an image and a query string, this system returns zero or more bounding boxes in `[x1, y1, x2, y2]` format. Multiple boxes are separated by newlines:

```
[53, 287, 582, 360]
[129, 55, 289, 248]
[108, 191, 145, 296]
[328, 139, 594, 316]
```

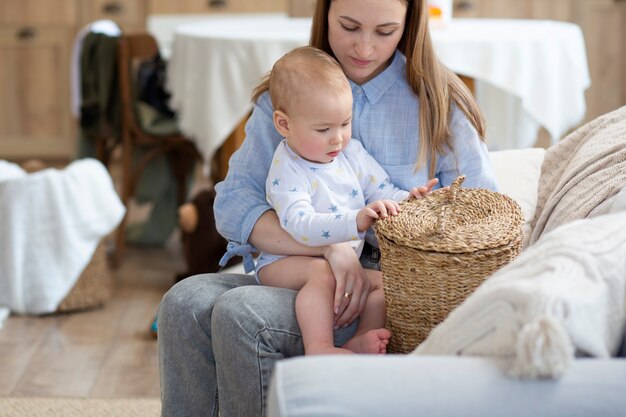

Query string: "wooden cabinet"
[148, 0, 286, 14]
[0, 0, 77, 25]
[1, 0, 290, 162]
[528, 0, 576, 20]
[239, 0, 288, 13]
[0, 0, 76, 160]
[453, 0, 626, 123]
[288, 0, 316, 17]
[80, 0, 147, 32]
[0, 28, 73, 159]
[148, 0, 239, 14]
[454, 0, 574, 19]
[0, 0, 147, 162]
[573, 0, 626, 119]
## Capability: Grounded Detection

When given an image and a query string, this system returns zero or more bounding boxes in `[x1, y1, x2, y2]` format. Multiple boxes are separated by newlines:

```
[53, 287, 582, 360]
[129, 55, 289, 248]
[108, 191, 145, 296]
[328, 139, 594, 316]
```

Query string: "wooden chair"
[115, 33, 200, 267]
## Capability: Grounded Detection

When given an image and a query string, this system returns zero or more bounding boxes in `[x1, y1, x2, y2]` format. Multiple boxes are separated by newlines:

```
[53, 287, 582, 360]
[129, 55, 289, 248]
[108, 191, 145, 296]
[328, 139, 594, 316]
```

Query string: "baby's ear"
[273, 110, 290, 137]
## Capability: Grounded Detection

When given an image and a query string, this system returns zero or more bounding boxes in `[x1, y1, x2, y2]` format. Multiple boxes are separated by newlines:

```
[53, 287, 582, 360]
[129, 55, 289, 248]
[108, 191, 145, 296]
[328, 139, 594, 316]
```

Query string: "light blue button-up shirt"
[215, 51, 498, 265]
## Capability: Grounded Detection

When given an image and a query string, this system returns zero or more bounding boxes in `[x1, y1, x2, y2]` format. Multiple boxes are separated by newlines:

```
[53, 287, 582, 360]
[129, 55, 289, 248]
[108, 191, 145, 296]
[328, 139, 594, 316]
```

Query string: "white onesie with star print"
[255, 139, 409, 278]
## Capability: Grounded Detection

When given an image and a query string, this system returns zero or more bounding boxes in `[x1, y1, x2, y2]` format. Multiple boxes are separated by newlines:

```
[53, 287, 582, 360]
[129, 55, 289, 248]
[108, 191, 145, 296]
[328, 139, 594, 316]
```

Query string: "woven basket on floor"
[56, 241, 113, 313]
[374, 176, 524, 353]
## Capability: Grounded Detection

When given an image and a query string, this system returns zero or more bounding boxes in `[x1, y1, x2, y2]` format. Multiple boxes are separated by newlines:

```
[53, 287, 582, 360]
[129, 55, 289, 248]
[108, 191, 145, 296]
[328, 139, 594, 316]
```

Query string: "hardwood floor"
[0, 241, 184, 398]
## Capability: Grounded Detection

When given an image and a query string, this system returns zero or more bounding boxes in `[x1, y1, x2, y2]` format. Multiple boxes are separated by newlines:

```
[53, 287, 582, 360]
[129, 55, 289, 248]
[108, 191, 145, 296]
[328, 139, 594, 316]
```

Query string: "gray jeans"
[158, 247, 379, 417]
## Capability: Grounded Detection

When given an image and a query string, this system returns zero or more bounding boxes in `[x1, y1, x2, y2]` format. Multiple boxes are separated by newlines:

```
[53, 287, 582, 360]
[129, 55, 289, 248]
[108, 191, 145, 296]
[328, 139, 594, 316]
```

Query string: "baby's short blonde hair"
[254, 46, 350, 114]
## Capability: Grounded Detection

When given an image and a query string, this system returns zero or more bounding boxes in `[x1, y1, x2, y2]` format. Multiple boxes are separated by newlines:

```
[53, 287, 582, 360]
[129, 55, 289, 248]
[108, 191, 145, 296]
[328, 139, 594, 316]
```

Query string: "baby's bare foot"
[342, 328, 391, 354]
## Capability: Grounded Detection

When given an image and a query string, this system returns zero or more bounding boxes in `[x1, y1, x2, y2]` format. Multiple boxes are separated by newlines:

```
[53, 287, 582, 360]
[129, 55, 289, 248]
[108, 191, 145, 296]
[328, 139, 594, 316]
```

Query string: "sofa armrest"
[267, 356, 626, 417]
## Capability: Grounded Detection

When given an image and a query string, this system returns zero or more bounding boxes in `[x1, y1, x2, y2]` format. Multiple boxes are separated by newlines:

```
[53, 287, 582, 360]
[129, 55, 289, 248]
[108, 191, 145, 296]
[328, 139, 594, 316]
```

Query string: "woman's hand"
[322, 243, 370, 328]
[356, 199, 401, 232]
[409, 178, 439, 198]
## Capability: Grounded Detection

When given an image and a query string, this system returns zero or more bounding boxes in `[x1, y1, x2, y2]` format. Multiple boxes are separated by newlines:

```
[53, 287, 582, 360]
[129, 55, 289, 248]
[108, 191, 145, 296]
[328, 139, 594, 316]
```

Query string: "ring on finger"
[344, 292, 352, 299]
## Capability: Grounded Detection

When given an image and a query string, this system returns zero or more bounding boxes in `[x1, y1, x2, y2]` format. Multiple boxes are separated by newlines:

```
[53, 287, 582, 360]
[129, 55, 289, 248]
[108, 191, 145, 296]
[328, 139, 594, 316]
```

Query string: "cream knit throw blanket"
[529, 105, 626, 245]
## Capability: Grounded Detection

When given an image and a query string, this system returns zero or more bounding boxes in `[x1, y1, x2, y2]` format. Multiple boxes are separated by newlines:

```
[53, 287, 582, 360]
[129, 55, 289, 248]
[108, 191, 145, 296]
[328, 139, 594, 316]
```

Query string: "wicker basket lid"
[375, 176, 524, 254]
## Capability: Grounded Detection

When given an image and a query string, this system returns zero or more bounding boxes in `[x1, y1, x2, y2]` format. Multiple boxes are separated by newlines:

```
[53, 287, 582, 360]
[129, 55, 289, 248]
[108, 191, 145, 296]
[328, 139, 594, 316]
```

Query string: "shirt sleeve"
[268, 145, 361, 247]
[437, 105, 500, 191]
[344, 141, 410, 203]
[214, 92, 283, 244]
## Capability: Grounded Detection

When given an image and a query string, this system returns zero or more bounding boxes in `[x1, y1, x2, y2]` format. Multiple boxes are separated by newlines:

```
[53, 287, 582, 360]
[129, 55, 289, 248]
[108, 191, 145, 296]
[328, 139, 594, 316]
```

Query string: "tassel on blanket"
[510, 316, 574, 379]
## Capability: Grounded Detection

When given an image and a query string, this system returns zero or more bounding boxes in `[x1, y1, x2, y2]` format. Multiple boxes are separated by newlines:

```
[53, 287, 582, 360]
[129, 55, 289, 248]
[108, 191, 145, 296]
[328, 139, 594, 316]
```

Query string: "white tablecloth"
[156, 14, 309, 166]
[433, 19, 590, 150]
[149, 14, 590, 165]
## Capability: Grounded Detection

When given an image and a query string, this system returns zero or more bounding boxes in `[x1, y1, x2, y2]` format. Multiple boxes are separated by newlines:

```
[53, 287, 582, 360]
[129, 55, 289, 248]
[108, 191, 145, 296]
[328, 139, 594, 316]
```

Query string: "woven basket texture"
[374, 176, 523, 353]
[57, 242, 112, 313]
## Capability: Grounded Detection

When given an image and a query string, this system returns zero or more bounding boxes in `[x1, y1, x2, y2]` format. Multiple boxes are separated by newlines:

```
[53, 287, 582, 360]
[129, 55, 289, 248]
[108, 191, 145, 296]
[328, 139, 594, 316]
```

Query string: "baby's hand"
[356, 199, 401, 232]
[409, 178, 438, 199]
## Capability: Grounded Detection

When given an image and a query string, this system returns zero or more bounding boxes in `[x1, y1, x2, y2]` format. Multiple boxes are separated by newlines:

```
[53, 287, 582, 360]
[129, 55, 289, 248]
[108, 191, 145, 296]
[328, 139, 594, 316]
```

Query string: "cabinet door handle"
[455, 1, 475, 12]
[207, 0, 227, 8]
[16, 27, 36, 41]
[102, 1, 124, 15]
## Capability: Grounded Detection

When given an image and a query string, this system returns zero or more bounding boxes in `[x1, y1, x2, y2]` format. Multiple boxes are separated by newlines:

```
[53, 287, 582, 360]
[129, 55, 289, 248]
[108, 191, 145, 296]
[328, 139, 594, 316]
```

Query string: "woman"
[158, 1, 498, 416]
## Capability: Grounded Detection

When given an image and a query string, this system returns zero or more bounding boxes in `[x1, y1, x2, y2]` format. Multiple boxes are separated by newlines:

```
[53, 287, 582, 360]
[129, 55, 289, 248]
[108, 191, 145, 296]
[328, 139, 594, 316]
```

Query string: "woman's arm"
[439, 105, 499, 191]
[214, 93, 284, 245]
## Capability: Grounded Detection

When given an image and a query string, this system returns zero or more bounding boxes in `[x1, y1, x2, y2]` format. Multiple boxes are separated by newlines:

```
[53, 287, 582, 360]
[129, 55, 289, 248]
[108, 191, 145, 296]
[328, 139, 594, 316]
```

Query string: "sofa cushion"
[413, 212, 626, 378]
[489, 148, 545, 248]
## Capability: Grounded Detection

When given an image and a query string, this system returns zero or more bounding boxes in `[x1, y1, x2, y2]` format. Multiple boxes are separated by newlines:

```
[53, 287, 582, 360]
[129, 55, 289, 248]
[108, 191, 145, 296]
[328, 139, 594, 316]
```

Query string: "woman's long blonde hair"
[256, 0, 485, 177]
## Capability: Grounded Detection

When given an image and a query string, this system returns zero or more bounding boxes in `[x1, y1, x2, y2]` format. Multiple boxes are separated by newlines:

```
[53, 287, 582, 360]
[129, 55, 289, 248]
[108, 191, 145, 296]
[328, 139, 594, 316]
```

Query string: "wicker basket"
[56, 242, 113, 313]
[374, 176, 524, 353]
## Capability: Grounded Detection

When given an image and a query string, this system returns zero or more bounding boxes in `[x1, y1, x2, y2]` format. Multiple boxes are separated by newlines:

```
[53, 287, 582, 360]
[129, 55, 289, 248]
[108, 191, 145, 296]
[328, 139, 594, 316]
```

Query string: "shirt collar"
[349, 50, 405, 105]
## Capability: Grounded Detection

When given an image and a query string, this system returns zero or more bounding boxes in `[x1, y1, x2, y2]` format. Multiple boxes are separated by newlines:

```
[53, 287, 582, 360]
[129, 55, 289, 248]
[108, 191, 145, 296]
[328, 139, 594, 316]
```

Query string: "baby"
[255, 46, 436, 355]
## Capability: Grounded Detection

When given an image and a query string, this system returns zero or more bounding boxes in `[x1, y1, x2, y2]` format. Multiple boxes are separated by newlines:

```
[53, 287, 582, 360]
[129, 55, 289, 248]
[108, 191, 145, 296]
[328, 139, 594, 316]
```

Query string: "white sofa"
[268, 355, 626, 417]
[266, 107, 626, 417]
